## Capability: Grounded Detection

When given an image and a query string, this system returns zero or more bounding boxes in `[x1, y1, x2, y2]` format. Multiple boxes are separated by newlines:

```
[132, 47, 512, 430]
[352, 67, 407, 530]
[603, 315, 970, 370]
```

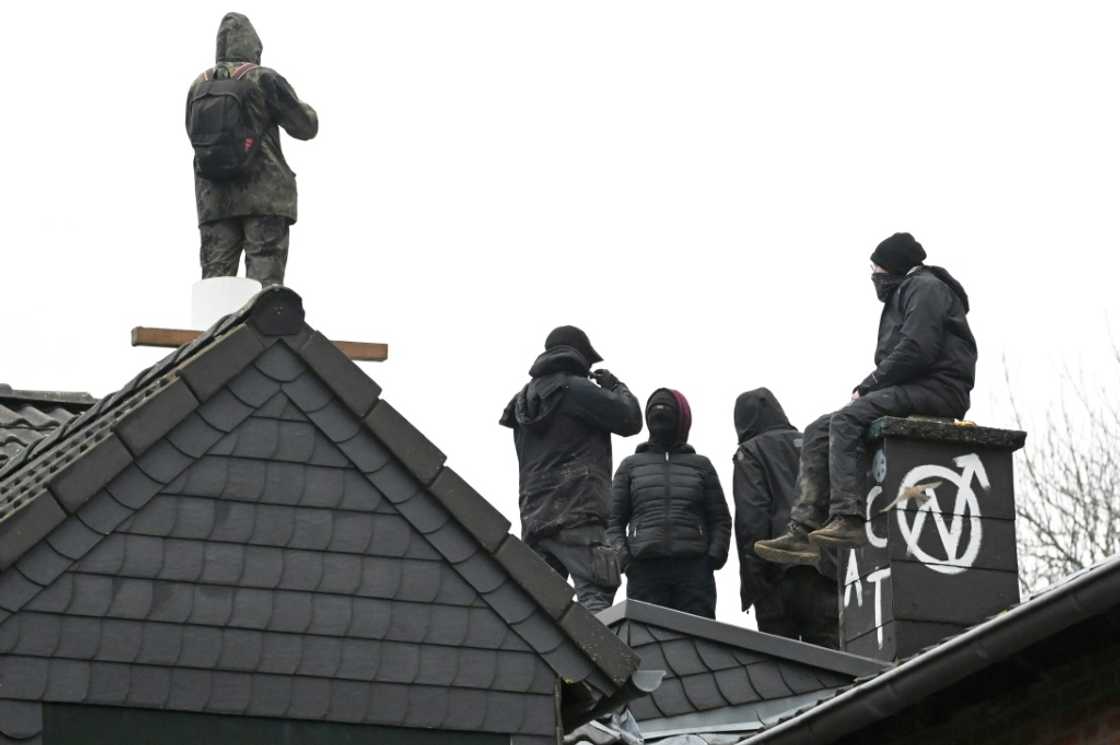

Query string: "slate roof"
[0, 387, 95, 471]
[597, 601, 886, 740]
[0, 287, 642, 745]
[742, 553, 1120, 744]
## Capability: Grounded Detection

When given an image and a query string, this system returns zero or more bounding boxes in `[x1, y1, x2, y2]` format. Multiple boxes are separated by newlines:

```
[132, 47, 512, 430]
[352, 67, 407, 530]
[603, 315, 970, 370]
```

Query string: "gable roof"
[0, 387, 95, 471]
[597, 601, 886, 740]
[0, 287, 642, 739]
[743, 553, 1120, 744]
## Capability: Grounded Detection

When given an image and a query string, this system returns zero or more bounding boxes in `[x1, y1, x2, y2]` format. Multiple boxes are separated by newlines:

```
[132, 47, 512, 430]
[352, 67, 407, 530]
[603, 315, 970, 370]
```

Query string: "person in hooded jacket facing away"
[608, 389, 732, 619]
[756, 233, 977, 564]
[734, 388, 838, 648]
[186, 13, 318, 287]
[500, 326, 643, 613]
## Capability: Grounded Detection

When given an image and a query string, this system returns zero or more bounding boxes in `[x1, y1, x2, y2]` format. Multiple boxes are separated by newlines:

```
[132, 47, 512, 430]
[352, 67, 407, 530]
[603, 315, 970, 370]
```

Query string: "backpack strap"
[232, 63, 259, 79]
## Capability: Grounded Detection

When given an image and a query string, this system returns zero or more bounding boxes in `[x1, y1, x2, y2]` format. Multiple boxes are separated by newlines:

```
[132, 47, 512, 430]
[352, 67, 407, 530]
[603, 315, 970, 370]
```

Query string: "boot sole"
[808, 532, 867, 549]
[755, 543, 819, 566]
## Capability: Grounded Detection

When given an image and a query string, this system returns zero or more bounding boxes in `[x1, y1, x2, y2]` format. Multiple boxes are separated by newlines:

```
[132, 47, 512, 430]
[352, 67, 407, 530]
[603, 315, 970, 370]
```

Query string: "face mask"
[647, 405, 678, 446]
[872, 272, 904, 302]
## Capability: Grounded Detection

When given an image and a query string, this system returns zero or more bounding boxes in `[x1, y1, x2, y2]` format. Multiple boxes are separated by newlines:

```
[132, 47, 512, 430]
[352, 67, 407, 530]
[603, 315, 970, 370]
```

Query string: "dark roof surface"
[0, 287, 640, 741]
[744, 554, 1120, 744]
[0, 387, 96, 472]
[598, 602, 886, 738]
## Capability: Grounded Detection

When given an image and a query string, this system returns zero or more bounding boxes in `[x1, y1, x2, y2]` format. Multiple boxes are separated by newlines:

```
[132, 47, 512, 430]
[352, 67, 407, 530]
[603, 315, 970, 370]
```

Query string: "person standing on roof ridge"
[755, 233, 977, 563]
[733, 387, 838, 647]
[500, 326, 643, 613]
[186, 12, 318, 287]
[607, 388, 732, 619]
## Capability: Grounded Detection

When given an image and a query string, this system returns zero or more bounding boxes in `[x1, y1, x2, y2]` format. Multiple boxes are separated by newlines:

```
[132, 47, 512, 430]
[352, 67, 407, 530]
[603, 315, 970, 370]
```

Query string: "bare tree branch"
[1006, 347, 1120, 594]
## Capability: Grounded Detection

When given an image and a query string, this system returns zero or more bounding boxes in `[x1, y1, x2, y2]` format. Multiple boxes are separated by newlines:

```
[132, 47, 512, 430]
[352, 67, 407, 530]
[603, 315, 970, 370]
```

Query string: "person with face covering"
[755, 233, 977, 563]
[187, 13, 319, 287]
[734, 388, 838, 648]
[501, 326, 643, 613]
[607, 389, 732, 618]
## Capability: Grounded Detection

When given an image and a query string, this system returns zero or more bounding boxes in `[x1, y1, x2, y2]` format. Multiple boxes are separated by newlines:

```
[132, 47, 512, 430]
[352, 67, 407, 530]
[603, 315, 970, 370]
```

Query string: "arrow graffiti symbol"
[894, 454, 989, 576]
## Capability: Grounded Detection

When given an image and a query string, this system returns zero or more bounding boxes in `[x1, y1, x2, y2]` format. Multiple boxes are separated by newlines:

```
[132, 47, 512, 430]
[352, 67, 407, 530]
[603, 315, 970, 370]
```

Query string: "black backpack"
[187, 63, 261, 181]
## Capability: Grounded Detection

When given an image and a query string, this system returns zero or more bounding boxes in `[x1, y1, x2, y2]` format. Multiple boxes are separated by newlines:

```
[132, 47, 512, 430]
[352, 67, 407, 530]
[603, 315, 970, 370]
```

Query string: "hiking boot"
[754, 525, 819, 566]
[809, 515, 867, 548]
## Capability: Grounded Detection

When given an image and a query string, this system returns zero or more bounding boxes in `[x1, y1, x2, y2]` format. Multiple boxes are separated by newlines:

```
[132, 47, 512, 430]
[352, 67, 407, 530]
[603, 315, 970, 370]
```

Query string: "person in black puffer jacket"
[608, 388, 732, 618]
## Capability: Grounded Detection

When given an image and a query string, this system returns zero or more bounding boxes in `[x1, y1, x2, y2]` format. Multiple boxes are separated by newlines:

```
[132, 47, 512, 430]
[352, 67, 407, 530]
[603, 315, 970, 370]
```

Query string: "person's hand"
[591, 369, 620, 390]
[851, 389, 861, 402]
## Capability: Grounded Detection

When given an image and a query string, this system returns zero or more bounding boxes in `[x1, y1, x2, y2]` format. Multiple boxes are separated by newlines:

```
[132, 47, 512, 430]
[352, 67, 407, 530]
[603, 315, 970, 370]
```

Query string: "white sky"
[2, 1, 1118, 626]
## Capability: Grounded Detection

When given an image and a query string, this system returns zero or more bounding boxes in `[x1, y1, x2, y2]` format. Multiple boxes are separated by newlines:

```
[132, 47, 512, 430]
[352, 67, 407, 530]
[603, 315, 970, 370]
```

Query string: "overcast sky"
[3, 1, 1118, 625]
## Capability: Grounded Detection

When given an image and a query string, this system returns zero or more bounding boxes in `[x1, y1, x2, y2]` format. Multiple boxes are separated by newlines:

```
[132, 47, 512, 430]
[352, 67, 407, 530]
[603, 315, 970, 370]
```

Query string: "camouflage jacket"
[188, 13, 318, 225]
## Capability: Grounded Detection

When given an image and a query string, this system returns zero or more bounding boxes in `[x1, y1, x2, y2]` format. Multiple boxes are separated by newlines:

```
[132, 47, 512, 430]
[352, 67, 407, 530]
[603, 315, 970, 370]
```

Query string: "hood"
[498, 347, 589, 430]
[735, 387, 793, 443]
[643, 388, 692, 448]
[216, 12, 262, 64]
[924, 265, 971, 313]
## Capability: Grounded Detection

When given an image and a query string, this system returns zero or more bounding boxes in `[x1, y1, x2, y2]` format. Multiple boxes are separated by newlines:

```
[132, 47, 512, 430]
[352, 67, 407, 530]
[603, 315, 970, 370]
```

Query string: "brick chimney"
[839, 417, 1026, 661]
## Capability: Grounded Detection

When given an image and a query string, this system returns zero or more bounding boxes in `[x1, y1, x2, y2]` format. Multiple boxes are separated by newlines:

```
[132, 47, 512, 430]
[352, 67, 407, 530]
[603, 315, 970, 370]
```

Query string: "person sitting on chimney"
[755, 233, 977, 563]
[608, 389, 732, 619]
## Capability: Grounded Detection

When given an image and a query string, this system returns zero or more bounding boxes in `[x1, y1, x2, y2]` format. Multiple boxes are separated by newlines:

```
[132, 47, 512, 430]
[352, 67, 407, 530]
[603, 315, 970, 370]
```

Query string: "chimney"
[839, 417, 1026, 662]
[191, 277, 262, 329]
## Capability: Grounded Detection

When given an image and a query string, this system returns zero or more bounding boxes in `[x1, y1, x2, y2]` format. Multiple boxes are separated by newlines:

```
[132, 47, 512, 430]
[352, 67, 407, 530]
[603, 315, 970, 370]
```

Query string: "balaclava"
[646, 388, 692, 450]
[870, 232, 926, 302]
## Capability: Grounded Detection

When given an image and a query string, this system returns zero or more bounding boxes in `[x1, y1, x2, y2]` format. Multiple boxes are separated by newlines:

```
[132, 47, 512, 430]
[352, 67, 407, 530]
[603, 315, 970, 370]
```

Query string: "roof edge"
[599, 600, 887, 678]
[745, 554, 1120, 744]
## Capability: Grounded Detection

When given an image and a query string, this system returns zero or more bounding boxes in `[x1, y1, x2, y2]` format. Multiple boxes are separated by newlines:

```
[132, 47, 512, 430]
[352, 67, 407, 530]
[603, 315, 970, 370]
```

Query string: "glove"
[591, 369, 621, 390]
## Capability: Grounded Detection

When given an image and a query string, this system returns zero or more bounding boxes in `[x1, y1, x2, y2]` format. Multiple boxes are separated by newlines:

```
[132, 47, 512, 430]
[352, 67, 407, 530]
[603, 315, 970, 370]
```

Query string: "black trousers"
[200, 215, 290, 287]
[755, 566, 839, 649]
[789, 384, 961, 527]
[533, 527, 617, 614]
[626, 557, 716, 619]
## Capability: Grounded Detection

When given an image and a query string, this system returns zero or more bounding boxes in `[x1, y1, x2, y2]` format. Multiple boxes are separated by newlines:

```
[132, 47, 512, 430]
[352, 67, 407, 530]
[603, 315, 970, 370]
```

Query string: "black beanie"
[871, 233, 927, 275]
[544, 325, 602, 364]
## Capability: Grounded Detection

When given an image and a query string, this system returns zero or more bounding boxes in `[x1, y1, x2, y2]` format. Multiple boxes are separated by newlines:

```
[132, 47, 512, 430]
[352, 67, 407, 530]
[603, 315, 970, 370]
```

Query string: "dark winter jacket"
[188, 13, 319, 225]
[856, 266, 977, 416]
[608, 395, 732, 569]
[500, 347, 642, 545]
[733, 389, 837, 613]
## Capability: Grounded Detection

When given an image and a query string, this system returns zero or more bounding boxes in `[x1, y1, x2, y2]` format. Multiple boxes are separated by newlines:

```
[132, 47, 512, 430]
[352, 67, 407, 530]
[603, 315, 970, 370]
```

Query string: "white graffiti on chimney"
[895, 453, 989, 575]
[867, 568, 891, 648]
[864, 485, 888, 549]
[842, 550, 892, 650]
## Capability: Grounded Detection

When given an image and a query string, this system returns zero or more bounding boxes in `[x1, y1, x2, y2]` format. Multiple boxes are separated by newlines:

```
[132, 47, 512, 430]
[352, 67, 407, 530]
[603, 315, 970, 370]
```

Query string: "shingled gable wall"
[599, 601, 885, 737]
[0, 288, 640, 745]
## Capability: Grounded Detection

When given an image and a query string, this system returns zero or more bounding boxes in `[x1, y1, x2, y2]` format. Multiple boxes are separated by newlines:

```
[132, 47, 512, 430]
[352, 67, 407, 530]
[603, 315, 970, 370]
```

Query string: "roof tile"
[179, 325, 266, 402]
[247, 674, 293, 718]
[15, 540, 72, 587]
[254, 343, 306, 384]
[47, 433, 132, 513]
[114, 380, 199, 457]
[294, 332, 381, 419]
[127, 665, 173, 708]
[429, 468, 511, 553]
[0, 495, 66, 571]
[365, 401, 445, 486]
[166, 412, 225, 458]
[196, 388, 254, 433]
